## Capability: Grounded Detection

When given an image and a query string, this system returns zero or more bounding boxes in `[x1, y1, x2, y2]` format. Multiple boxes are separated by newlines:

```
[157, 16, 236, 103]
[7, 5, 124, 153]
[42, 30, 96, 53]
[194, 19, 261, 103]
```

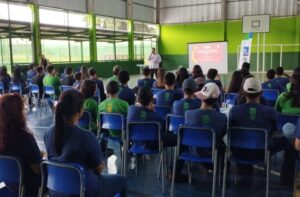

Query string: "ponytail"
[55, 102, 64, 155]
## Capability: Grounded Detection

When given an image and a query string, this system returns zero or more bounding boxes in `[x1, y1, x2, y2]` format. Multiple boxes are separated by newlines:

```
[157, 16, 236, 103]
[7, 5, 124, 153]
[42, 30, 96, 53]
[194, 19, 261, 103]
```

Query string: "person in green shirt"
[81, 79, 98, 134]
[275, 74, 300, 114]
[43, 65, 61, 99]
[107, 65, 120, 84]
[98, 80, 128, 137]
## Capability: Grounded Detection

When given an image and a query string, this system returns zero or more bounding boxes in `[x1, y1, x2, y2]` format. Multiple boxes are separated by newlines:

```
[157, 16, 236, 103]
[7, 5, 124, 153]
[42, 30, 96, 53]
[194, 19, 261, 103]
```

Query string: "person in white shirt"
[148, 48, 161, 79]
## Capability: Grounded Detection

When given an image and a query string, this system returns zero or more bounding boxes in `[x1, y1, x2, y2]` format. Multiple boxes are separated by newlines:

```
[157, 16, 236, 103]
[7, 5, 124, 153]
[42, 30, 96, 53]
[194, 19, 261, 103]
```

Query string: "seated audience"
[229, 77, 295, 184]
[136, 66, 155, 89]
[44, 90, 127, 197]
[227, 70, 243, 93]
[80, 65, 89, 80]
[108, 65, 120, 83]
[156, 72, 183, 107]
[294, 118, 300, 150]
[262, 69, 283, 93]
[88, 67, 106, 101]
[172, 78, 200, 116]
[206, 68, 223, 90]
[194, 76, 205, 92]
[31, 66, 45, 99]
[152, 68, 165, 89]
[12, 66, 28, 94]
[118, 70, 135, 105]
[176, 67, 189, 89]
[191, 65, 205, 80]
[286, 67, 300, 92]
[43, 65, 61, 98]
[98, 81, 128, 137]
[275, 74, 300, 114]
[275, 66, 290, 87]
[0, 66, 11, 93]
[61, 67, 75, 86]
[73, 72, 82, 90]
[241, 62, 251, 78]
[81, 79, 98, 133]
[26, 63, 36, 79]
[0, 94, 42, 195]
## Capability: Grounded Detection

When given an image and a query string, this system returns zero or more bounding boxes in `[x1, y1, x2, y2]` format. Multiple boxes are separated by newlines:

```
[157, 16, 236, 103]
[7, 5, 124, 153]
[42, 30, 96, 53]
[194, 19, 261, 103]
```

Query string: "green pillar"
[31, 3, 41, 65]
[128, 20, 134, 61]
[89, 13, 97, 63]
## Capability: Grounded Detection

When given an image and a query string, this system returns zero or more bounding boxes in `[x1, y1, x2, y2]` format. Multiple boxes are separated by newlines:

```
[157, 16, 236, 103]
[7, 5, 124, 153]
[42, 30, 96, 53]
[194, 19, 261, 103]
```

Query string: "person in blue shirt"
[118, 70, 135, 105]
[88, 67, 106, 102]
[229, 77, 295, 185]
[262, 69, 283, 93]
[275, 66, 290, 88]
[44, 89, 127, 197]
[26, 63, 36, 79]
[61, 67, 75, 86]
[205, 68, 223, 91]
[294, 118, 300, 150]
[136, 66, 155, 90]
[0, 66, 11, 93]
[0, 94, 42, 196]
[173, 78, 200, 116]
[156, 72, 183, 107]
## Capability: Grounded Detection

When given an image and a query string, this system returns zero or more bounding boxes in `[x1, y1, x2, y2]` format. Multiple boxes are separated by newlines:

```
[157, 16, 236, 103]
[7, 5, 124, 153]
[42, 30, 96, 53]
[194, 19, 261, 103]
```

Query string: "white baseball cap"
[195, 83, 220, 100]
[243, 77, 262, 93]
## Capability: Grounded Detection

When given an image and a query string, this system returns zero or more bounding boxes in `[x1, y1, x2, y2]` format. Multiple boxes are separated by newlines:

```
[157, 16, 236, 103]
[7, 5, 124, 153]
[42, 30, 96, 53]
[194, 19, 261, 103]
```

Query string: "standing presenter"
[148, 48, 161, 79]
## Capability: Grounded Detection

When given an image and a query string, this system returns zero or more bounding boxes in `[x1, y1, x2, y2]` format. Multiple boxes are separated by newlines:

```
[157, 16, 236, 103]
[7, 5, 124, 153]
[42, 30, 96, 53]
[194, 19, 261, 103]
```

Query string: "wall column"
[31, 3, 41, 65]
[128, 20, 134, 61]
[89, 13, 97, 63]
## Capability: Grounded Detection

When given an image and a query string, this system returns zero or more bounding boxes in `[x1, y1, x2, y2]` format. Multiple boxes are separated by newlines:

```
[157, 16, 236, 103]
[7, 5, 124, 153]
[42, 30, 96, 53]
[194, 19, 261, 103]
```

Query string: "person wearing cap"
[262, 69, 283, 93]
[156, 72, 183, 107]
[172, 78, 201, 116]
[107, 65, 120, 83]
[185, 83, 227, 139]
[229, 77, 295, 185]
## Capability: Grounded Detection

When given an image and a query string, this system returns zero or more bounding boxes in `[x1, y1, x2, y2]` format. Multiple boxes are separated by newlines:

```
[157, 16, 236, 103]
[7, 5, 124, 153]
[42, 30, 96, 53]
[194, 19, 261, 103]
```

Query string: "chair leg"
[187, 162, 192, 184]
[218, 154, 222, 187]
[234, 164, 237, 185]
[123, 142, 128, 176]
[157, 153, 162, 179]
[135, 154, 138, 175]
[212, 151, 218, 197]
[266, 151, 270, 197]
[161, 151, 165, 194]
[170, 149, 177, 197]
[222, 151, 228, 197]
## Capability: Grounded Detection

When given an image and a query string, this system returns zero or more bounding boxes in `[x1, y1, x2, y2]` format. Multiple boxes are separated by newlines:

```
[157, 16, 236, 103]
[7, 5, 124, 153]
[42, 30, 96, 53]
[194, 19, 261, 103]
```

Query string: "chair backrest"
[0, 155, 23, 196]
[166, 114, 184, 134]
[78, 111, 92, 131]
[9, 82, 21, 93]
[178, 126, 216, 161]
[44, 86, 55, 95]
[277, 113, 300, 131]
[60, 85, 73, 92]
[30, 84, 39, 94]
[127, 122, 161, 150]
[41, 161, 86, 197]
[154, 105, 172, 121]
[99, 112, 125, 133]
[224, 93, 238, 106]
[152, 88, 163, 99]
[0, 82, 4, 94]
[262, 89, 279, 102]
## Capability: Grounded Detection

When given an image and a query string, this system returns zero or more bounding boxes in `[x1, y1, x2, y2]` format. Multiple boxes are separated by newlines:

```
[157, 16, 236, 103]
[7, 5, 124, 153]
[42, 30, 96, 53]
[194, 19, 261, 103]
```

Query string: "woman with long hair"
[44, 89, 127, 197]
[152, 68, 165, 89]
[80, 65, 89, 80]
[12, 65, 28, 94]
[0, 66, 11, 93]
[176, 67, 189, 89]
[227, 70, 244, 93]
[0, 94, 42, 195]
[191, 65, 205, 79]
[276, 74, 300, 114]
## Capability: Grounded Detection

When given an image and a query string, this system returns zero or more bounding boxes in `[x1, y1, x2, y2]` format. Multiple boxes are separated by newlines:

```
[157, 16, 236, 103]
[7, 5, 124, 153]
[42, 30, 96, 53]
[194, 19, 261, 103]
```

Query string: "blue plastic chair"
[0, 155, 24, 197]
[9, 82, 22, 94]
[0, 81, 4, 94]
[99, 112, 125, 174]
[223, 93, 238, 106]
[124, 121, 165, 192]
[29, 84, 41, 116]
[277, 113, 300, 132]
[60, 85, 73, 92]
[262, 89, 279, 107]
[166, 114, 184, 135]
[170, 126, 217, 197]
[78, 111, 92, 131]
[222, 127, 270, 197]
[43, 86, 55, 99]
[154, 105, 172, 121]
[40, 160, 86, 197]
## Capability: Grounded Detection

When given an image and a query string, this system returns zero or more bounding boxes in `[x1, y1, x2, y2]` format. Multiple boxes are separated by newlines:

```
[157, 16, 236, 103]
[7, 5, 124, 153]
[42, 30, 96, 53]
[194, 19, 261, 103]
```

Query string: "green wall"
[159, 16, 300, 72]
